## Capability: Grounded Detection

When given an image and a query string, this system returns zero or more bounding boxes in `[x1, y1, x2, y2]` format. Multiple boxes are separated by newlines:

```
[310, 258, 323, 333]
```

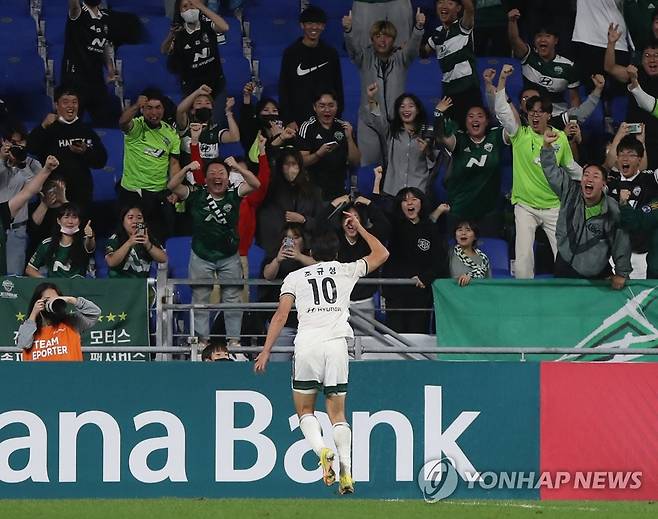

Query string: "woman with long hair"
[17, 282, 101, 362]
[256, 148, 324, 257]
[105, 205, 168, 278]
[25, 203, 94, 278]
[366, 84, 441, 197]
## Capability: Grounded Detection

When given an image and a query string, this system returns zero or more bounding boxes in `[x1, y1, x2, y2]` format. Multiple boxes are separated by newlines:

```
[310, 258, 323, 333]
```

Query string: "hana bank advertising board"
[0, 362, 655, 500]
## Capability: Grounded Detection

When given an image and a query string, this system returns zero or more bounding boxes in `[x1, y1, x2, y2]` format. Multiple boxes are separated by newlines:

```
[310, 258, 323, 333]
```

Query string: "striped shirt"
[428, 19, 479, 95]
[521, 48, 580, 114]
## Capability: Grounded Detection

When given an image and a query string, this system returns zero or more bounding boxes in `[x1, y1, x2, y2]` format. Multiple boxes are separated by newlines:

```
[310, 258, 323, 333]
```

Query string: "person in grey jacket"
[1, 123, 41, 274]
[365, 84, 440, 197]
[540, 129, 632, 289]
[17, 282, 101, 361]
[343, 6, 425, 165]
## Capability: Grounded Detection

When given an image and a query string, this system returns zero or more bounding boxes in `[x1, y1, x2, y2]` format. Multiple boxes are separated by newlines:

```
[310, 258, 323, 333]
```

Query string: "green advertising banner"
[0, 362, 540, 500]
[433, 279, 658, 361]
[0, 277, 149, 362]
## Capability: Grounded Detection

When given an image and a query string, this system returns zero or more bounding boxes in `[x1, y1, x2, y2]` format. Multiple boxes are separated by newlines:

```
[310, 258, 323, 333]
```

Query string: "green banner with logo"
[0, 277, 149, 362]
[433, 279, 658, 361]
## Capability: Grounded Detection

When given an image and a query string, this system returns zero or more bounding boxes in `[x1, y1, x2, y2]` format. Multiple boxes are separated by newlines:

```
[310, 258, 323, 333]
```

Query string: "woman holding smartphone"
[105, 205, 168, 278]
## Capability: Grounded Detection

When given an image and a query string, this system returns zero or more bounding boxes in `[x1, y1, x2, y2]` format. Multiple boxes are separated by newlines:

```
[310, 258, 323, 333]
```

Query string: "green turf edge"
[0, 499, 656, 519]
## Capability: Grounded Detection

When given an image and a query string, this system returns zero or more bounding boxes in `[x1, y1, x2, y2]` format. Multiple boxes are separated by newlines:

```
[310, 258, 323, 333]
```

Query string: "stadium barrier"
[0, 361, 656, 500]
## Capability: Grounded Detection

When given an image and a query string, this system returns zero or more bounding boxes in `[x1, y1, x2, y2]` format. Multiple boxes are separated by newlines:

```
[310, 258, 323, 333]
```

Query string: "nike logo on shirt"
[296, 62, 328, 76]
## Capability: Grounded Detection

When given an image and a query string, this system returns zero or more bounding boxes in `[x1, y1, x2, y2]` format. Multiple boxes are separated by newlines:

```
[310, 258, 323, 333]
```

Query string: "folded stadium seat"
[42, 14, 67, 47]
[92, 128, 124, 202]
[118, 44, 180, 100]
[0, 15, 37, 49]
[221, 54, 251, 95]
[108, 0, 165, 17]
[247, 243, 265, 301]
[312, 0, 352, 19]
[340, 57, 361, 97]
[356, 164, 377, 196]
[243, 0, 300, 21]
[343, 94, 360, 124]
[0, 0, 30, 16]
[219, 141, 244, 159]
[610, 95, 628, 126]
[248, 17, 297, 58]
[477, 238, 511, 278]
[406, 58, 440, 97]
[166, 235, 193, 306]
[139, 15, 172, 45]
[219, 16, 246, 59]
[0, 51, 45, 97]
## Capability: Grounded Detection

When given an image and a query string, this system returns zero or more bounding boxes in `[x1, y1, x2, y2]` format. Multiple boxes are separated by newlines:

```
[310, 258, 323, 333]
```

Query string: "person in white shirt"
[254, 214, 389, 496]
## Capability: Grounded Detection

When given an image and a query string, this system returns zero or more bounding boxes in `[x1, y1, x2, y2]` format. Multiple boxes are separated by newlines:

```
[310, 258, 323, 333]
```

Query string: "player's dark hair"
[643, 37, 658, 51]
[395, 186, 428, 220]
[525, 95, 553, 116]
[205, 157, 230, 173]
[616, 135, 645, 158]
[465, 104, 490, 124]
[256, 97, 279, 115]
[3, 120, 28, 140]
[310, 230, 340, 261]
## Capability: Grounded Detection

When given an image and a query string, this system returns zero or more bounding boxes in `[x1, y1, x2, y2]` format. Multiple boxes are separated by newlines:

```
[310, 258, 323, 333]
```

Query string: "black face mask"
[193, 108, 213, 124]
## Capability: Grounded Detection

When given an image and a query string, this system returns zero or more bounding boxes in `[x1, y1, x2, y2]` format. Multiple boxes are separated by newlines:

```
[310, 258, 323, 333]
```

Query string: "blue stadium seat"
[254, 55, 282, 95]
[42, 15, 67, 47]
[221, 55, 251, 95]
[247, 243, 265, 300]
[92, 128, 124, 201]
[139, 15, 172, 45]
[249, 17, 296, 57]
[166, 235, 193, 306]
[478, 238, 511, 278]
[244, 0, 299, 20]
[0, 16, 37, 48]
[119, 44, 179, 99]
[0, 51, 45, 96]
[312, 0, 352, 19]
[94, 238, 109, 278]
[108, 0, 165, 17]
[407, 58, 439, 96]
[0, 0, 30, 16]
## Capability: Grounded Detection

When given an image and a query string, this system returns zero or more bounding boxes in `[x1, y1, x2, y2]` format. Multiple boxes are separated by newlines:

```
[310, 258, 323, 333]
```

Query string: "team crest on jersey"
[633, 186, 642, 196]
[554, 66, 563, 75]
[484, 143, 493, 152]
[334, 131, 344, 141]
[223, 204, 232, 213]
[203, 33, 209, 43]
[417, 238, 430, 251]
[642, 201, 658, 213]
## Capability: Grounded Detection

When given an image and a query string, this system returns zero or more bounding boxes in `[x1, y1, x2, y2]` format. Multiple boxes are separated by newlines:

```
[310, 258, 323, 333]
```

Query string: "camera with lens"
[419, 124, 435, 142]
[9, 145, 27, 163]
[45, 297, 67, 319]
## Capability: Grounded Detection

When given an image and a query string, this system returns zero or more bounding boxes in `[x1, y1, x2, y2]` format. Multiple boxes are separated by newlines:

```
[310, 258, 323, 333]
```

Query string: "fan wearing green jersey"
[168, 156, 261, 344]
[494, 64, 582, 279]
[436, 95, 510, 237]
[422, 0, 481, 128]
[508, 8, 581, 115]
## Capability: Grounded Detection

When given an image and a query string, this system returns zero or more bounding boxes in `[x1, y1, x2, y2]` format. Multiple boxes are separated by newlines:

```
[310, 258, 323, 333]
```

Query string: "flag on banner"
[433, 279, 658, 361]
[0, 277, 150, 362]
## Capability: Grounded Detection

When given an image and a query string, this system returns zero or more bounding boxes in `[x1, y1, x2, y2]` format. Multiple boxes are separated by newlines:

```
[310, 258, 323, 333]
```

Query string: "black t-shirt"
[628, 68, 658, 167]
[608, 169, 658, 253]
[297, 117, 349, 200]
[62, 4, 110, 81]
[1, 201, 11, 276]
[170, 16, 225, 92]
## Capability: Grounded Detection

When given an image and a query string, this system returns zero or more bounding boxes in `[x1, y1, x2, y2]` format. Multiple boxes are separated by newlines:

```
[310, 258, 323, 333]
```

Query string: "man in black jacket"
[27, 86, 108, 216]
[278, 5, 344, 129]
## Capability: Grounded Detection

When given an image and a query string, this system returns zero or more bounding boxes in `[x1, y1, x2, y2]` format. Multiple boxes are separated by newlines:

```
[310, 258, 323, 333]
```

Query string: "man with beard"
[119, 88, 181, 242]
[540, 129, 631, 288]
[494, 64, 581, 279]
[167, 157, 261, 346]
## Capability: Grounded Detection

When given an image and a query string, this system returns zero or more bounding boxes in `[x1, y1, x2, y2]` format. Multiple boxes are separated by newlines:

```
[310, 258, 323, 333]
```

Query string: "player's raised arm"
[343, 211, 389, 272]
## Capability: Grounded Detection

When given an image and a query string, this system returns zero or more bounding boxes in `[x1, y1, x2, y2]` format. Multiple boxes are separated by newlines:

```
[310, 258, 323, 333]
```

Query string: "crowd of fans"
[3, 0, 658, 353]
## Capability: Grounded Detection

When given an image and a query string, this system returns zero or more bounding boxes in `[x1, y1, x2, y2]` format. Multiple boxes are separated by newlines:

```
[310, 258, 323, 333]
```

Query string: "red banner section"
[540, 363, 658, 500]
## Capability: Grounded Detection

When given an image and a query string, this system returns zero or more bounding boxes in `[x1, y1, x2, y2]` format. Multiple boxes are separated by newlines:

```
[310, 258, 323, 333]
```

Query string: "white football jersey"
[280, 259, 368, 344]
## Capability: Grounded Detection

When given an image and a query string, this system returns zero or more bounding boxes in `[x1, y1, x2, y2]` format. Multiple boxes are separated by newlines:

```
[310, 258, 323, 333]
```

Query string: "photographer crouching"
[17, 283, 101, 362]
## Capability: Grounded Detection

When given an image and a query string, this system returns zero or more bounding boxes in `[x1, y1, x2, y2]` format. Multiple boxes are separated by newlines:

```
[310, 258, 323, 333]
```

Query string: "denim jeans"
[6, 224, 28, 275]
[189, 250, 243, 340]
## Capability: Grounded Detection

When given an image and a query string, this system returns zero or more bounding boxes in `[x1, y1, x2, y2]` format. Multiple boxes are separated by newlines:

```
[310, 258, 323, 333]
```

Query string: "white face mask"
[181, 8, 200, 24]
[60, 226, 79, 236]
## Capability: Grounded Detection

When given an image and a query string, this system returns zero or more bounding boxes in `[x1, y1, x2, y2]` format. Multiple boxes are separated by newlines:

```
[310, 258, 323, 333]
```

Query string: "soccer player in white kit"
[254, 212, 389, 494]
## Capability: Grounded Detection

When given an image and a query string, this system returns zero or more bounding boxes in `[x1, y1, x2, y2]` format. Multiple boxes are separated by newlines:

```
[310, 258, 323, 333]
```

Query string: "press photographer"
[17, 282, 101, 362]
